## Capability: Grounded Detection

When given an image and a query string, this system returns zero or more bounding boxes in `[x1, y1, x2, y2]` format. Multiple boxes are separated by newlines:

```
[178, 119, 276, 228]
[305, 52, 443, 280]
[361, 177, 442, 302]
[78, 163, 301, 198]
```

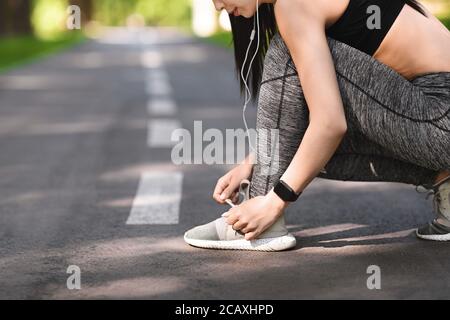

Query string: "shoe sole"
[184, 233, 297, 252]
[416, 229, 450, 241]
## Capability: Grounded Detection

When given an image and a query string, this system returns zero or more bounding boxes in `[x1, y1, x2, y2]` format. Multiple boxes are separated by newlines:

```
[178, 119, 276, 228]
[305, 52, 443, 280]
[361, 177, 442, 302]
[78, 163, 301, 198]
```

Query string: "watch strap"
[274, 179, 301, 202]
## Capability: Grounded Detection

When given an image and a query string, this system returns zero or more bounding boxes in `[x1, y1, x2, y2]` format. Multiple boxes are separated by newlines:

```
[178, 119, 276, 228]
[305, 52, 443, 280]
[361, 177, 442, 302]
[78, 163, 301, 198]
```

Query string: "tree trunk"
[0, 1, 11, 35]
[10, 0, 33, 35]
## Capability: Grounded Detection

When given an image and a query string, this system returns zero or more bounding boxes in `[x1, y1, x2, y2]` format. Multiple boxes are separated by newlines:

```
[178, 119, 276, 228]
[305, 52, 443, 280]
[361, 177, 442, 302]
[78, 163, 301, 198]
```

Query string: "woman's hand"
[213, 161, 254, 205]
[223, 191, 288, 240]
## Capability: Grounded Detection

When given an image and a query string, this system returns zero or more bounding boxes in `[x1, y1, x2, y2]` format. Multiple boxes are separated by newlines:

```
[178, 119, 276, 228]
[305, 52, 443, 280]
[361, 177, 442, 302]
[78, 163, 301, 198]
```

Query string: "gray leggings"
[250, 33, 450, 198]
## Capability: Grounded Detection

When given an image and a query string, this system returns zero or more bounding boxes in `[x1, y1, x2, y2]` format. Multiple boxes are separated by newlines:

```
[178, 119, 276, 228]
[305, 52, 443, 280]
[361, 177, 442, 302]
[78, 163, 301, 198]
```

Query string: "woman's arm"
[224, 0, 349, 240]
[269, 0, 347, 199]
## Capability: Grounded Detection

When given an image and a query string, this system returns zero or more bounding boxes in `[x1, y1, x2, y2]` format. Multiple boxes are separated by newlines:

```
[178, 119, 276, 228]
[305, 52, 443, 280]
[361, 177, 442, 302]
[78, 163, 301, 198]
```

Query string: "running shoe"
[416, 175, 450, 241]
[184, 179, 297, 251]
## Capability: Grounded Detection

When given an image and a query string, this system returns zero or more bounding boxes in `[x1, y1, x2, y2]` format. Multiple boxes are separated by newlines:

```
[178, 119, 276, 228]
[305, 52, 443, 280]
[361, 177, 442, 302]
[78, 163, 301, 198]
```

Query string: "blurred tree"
[32, 0, 69, 39]
[94, 0, 139, 26]
[0, 1, 11, 35]
[135, 0, 191, 26]
[92, 0, 191, 27]
[70, 0, 93, 25]
[10, 0, 33, 35]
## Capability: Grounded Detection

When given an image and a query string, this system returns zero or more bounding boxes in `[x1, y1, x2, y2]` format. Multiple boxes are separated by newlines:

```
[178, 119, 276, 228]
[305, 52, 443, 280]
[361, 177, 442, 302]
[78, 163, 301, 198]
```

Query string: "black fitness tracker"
[273, 179, 302, 202]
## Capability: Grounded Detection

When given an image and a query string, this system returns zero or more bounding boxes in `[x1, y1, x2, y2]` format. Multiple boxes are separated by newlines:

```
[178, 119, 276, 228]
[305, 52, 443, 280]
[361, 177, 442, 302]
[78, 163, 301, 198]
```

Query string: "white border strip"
[147, 119, 181, 147]
[126, 171, 183, 225]
[147, 97, 177, 115]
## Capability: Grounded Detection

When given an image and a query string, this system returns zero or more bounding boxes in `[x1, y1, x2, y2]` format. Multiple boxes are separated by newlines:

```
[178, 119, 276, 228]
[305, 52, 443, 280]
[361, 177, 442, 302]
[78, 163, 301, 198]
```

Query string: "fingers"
[219, 184, 237, 203]
[245, 231, 258, 240]
[244, 220, 274, 240]
[232, 219, 247, 231]
[241, 224, 254, 234]
[224, 208, 252, 233]
[223, 208, 238, 225]
[213, 177, 228, 204]
[224, 209, 239, 226]
[224, 192, 239, 207]
[213, 176, 240, 204]
[223, 209, 259, 240]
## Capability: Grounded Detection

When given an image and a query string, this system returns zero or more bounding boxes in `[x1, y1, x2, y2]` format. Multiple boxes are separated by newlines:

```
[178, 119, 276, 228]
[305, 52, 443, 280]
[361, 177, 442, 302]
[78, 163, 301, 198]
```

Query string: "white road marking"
[126, 171, 183, 225]
[138, 29, 159, 45]
[131, 33, 184, 226]
[147, 119, 181, 147]
[141, 50, 163, 69]
[147, 97, 177, 115]
[146, 79, 172, 96]
[147, 69, 169, 82]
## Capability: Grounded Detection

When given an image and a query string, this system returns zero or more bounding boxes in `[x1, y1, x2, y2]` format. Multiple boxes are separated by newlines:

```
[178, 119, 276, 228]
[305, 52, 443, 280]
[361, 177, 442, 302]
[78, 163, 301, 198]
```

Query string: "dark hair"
[229, 3, 277, 101]
[405, 0, 427, 16]
[229, 0, 426, 101]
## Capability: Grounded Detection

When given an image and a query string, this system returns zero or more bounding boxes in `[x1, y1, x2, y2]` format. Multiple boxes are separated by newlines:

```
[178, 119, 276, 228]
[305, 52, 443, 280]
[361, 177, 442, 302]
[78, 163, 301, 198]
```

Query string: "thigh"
[323, 128, 438, 187]
[250, 33, 441, 196]
[269, 33, 450, 171]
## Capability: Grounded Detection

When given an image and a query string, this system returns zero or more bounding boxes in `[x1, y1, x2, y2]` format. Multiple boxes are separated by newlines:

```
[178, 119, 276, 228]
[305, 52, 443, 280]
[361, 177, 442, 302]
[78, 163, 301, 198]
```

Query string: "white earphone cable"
[240, 0, 260, 153]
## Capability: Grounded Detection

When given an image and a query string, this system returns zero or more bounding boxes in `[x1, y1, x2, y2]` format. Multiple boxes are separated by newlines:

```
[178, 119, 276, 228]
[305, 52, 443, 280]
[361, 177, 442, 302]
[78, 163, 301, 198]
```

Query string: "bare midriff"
[373, 5, 450, 80]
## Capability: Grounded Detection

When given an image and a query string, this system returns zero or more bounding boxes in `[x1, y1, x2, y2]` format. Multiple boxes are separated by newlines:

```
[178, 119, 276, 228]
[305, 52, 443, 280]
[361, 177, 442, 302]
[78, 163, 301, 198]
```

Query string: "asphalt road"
[0, 27, 449, 300]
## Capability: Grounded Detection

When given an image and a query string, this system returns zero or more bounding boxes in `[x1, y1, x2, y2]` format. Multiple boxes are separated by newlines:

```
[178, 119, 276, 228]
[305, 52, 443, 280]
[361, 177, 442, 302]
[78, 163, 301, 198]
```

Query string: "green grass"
[436, 1, 450, 29]
[0, 32, 85, 73]
[439, 16, 450, 29]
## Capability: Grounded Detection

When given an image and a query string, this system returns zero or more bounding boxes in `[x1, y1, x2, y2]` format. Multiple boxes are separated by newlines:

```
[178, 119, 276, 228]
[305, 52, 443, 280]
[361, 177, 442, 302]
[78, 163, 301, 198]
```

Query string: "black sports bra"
[326, 0, 406, 56]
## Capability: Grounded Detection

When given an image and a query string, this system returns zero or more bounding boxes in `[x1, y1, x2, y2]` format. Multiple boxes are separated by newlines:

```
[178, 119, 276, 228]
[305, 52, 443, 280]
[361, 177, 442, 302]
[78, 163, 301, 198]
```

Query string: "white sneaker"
[184, 180, 297, 251]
